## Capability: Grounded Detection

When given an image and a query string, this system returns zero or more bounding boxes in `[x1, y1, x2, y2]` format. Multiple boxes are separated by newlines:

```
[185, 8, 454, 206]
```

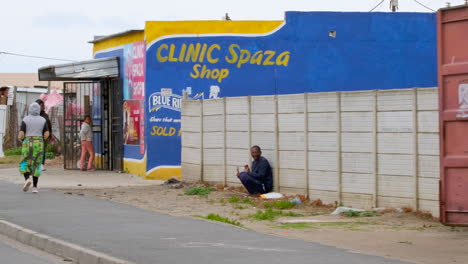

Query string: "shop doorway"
[63, 79, 123, 171]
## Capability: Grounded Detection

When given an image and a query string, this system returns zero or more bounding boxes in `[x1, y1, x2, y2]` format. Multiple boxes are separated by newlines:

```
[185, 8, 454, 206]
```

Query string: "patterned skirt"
[19, 136, 44, 177]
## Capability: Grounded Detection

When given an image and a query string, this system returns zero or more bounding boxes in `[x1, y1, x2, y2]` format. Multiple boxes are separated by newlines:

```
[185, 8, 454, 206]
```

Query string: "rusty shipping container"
[438, 4, 468, 226]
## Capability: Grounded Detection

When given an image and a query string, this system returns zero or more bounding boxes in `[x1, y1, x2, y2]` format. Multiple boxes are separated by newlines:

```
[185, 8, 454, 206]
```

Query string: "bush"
[4, 147, 22, 156]
[45, 152, 55, 160]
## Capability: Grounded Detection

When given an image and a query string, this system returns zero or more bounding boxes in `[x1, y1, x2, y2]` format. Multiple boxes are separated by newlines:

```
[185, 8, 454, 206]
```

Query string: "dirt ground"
[57, 183, 468, 264]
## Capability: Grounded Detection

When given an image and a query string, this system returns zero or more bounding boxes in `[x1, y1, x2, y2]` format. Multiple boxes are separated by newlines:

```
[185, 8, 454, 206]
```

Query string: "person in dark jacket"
[237, 145, 273, 194]
[35, 99, 52, 171]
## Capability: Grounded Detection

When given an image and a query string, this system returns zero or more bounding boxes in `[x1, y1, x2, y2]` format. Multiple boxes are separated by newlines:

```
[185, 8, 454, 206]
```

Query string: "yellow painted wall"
[93, 31, 144, 54]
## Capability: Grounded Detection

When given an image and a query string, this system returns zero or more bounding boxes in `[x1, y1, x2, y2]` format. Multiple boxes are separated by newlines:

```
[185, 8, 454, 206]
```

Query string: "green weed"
[263, 200, 296, 210]
[342, 211, 380, 218]
[184, 187, 213, 196]
[234, 204, 247, 210]
[251, 209, 303, 221]
[201, 214, 243, 227]
[242, 197, 255, 205]
[228, 196, 241, 203]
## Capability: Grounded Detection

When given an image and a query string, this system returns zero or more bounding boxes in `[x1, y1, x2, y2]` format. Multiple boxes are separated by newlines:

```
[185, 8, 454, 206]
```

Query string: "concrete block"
[226, 97, 248, 114]
[182, 147, 201, 164]
[342, 152, 373, 174]
[342, 132, 372, 153]
[226, 148, 249, 165]
[226, 132, 249, 149]
[418, 111, 439, 133]
[280, 187, 307, 195]
[226, 115, 248, 132]
[418, 199, 439, 217]
[418, 177, 439, 201]
[377, 89, 413, 111]
[342, 193, 374, 209]
[309, 151, 337, 171]
[378, 174, 414, 198]
[341, 91, 374, 112]
[182, 163, 201, 182]
[309, 170, 338, 191]
[307, 92, 337, 113]
[418, 133, 439, 155]
[203, 165, 224, 182]
[203, 132, 223, 148]
[378, 111, 413, 133]
[203, 115, 223, 132]
[278, 113, 304, 132]
[417, 87, 438, 111]
[279, 132, 305, 151]
[182, 132, 200, 148]
[279, 150, 304, 169]
[203, 99, 223, 115]
[378, 133, 413, 154]
[181, 116, 200, 132]
[342, 173, 373, 194]
[378, 196, 413, 209]
[203, 148, 224, 165]
[251, 95, 275, 114]
[251, 132, 275, 150]
[378, 154, 413, 176]
[418, 155, 439, 178]
[278, 168, 306, 189]
[182, 100, 201, 116]
[251, 114, 275, 132]
[308, 113, 337, 132]
[278, 94, 304, 113]
[341, 112, 373, 132]
[308, 189, 339, 205]
[309, 132, 337, 151]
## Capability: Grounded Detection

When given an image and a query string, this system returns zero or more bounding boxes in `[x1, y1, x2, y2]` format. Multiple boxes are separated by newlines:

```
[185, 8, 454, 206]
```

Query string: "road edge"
[0, 220, 135, 264]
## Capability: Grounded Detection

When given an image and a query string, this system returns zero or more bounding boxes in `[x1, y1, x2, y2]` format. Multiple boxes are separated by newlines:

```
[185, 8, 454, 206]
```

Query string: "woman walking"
[18, 102, 49, 193]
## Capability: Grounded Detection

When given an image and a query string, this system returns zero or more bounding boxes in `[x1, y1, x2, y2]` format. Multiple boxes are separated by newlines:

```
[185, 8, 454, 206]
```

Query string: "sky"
[0, 0, 464, 73]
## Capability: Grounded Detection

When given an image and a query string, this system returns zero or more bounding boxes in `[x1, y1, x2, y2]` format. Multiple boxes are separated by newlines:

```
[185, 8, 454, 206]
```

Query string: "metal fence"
[181, 88, 440, 216]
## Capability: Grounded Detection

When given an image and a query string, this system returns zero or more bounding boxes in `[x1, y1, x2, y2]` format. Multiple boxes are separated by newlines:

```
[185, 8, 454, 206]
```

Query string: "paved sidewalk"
[0, 181, 407, 264]
[0, 168, 163, 189]
[0, 234, 62, 264]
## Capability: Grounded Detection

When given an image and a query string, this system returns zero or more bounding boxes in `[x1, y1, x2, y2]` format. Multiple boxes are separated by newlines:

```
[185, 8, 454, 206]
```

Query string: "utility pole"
[390, 0, 399, 12]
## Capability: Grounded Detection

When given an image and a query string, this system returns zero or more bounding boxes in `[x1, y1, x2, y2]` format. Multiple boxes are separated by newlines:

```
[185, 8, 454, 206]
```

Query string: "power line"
[0, 51, 77, 62]
[370, 0, 386, 11]
[413, 0, 436, 11]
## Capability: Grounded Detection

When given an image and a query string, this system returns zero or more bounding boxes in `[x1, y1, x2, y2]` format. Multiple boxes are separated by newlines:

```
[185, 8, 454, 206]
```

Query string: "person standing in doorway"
[79, 115, 95, 171]
[35, 99, 52, 171]
[18, 102, 50, 193]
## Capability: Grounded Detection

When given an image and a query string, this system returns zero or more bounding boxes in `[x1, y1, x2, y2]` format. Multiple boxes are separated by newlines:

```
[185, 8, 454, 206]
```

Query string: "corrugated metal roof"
[38, 57, 119, 81]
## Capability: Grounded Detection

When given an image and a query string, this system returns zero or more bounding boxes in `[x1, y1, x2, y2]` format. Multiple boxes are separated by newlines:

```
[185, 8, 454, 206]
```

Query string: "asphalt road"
[0, 180, 408, 264]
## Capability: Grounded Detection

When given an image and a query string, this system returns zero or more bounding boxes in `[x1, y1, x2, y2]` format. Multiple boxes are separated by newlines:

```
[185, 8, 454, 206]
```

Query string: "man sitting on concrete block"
[237, 145, 273, 194]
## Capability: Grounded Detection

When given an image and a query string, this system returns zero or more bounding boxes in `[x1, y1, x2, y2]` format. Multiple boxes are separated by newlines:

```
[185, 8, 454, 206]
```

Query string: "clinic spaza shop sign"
[156, 43, 291, 83]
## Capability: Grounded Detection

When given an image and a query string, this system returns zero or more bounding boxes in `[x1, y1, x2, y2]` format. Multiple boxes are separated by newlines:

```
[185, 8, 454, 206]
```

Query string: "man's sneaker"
[32, 187, 38, 194]
[87, 168, 95, 172]
[22, 179, 32, 192]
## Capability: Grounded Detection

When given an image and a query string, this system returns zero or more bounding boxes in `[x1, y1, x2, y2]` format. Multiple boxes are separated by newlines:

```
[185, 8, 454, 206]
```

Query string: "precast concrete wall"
[181, 88, 439, 216]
